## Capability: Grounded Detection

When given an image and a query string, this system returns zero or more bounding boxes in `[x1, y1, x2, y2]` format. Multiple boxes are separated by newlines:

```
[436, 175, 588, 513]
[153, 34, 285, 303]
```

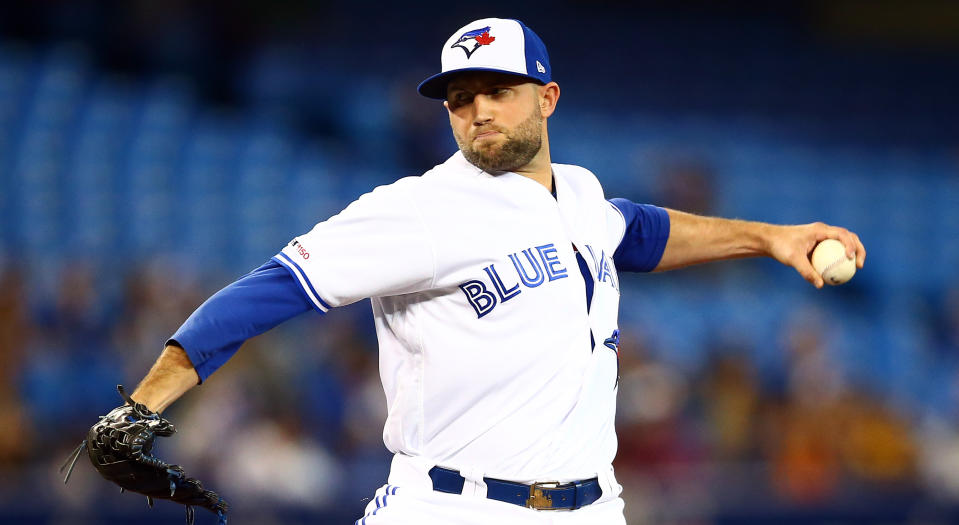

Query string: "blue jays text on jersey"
[458, 242, 620, 319]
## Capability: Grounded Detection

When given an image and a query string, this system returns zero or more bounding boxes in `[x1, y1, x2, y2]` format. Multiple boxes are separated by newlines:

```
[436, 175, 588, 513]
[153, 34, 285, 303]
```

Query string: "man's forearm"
[654, 209, 774, 271]
[131, 345, 200, 413]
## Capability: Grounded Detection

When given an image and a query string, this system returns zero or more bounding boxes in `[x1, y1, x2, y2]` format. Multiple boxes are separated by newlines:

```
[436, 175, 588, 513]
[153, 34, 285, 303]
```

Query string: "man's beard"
[455, 108, 543, 173]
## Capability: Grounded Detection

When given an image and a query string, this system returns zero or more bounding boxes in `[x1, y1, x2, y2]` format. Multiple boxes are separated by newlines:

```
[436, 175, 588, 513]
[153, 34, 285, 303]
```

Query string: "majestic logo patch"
[451, 26, 495, 58]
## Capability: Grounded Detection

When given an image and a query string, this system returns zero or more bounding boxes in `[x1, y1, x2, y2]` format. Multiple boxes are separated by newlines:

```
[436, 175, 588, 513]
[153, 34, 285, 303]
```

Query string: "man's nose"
[472, 94, 494, 125]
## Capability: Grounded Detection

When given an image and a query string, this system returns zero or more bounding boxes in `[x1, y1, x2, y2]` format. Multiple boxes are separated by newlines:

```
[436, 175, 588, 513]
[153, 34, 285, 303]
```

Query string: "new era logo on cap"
[418, 18, 552, 99]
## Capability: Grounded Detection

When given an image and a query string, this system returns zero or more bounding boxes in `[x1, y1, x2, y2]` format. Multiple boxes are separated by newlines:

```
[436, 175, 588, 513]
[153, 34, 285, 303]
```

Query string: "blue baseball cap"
[417, 18, 551, 100]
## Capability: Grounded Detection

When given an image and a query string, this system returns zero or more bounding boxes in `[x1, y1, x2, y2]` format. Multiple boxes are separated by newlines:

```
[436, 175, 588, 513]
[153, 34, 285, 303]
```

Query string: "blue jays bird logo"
[604, 329, 621, 387]
[451, 26, 496, 58]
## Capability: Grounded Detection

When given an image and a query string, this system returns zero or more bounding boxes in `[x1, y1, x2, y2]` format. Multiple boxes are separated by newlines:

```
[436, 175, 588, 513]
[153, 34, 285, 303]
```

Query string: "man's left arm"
[655, 208, 866, 288]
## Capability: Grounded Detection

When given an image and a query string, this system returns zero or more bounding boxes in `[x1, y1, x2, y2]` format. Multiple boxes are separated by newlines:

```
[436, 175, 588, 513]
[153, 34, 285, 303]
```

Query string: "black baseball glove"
[60, 385, 228, 525]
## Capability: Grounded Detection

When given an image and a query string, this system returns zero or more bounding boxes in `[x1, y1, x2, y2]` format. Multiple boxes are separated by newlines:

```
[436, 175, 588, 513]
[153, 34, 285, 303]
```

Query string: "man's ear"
[539, 82, 560, 118]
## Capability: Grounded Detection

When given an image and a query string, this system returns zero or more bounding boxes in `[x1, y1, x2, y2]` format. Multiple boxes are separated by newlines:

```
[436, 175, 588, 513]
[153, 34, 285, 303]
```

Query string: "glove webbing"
[59, 385, 228, 525]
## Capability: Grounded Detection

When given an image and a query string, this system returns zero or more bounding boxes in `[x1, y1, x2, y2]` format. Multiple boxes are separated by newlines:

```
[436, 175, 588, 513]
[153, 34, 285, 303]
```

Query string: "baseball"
[811, 238, 856, 285]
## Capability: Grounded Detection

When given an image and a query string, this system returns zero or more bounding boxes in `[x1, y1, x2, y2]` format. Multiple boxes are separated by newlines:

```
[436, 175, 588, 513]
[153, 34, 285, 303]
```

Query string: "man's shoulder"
[552, 161, 599, 180]
[421, 151, 480, 180]
[553, 162, 606, 199]
[360, 175, 422, 201]
[357, 153, 473, 205]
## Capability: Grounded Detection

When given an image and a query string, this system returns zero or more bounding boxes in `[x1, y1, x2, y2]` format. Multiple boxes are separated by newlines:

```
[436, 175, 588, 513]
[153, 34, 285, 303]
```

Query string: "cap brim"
[417, 68, 545, 99]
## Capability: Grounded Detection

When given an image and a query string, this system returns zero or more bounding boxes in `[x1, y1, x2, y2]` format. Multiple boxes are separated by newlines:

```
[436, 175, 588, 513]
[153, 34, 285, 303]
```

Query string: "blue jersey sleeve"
[168, 259, 317, 382]
[609, 198, 670, 273]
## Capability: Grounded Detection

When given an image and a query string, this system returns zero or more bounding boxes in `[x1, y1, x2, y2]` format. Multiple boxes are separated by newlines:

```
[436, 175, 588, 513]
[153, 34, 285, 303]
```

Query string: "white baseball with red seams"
[811, 238, 856, 285]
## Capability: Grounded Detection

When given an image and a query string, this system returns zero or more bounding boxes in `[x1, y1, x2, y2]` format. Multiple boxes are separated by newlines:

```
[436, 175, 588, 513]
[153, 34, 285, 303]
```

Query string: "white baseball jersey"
[275, 151, 651, 484]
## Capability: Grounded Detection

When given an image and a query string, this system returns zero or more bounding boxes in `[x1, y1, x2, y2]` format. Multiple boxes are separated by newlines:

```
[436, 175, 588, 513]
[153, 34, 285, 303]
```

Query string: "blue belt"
[428, 466, 602, 510]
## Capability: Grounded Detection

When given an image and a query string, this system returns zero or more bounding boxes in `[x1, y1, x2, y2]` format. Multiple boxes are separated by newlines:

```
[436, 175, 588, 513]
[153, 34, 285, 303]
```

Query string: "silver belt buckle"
[526, 481, 562, 510]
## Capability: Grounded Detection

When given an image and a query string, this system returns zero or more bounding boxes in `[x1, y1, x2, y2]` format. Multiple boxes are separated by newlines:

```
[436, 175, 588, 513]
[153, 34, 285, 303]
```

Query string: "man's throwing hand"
[765, 222, 866, 288]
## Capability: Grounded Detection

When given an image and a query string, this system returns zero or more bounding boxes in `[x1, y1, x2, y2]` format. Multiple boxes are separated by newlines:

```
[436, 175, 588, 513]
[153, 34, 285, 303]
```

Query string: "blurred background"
[1, 1, 957, 523]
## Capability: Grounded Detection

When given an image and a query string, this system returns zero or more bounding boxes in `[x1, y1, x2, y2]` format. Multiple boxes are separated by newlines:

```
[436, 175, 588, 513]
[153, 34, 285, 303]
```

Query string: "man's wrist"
[130, 345, 200, 413]
[748, 221, 778, 258]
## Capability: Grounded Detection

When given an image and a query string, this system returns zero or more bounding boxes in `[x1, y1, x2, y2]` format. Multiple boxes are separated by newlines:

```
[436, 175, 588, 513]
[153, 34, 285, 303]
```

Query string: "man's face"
[445, 72, 544, 173]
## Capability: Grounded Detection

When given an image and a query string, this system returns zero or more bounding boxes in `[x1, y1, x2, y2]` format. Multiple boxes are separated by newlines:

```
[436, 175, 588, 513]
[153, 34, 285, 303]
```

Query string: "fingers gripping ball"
[811, 239, 856, 285]
[60, 385, 228, 525]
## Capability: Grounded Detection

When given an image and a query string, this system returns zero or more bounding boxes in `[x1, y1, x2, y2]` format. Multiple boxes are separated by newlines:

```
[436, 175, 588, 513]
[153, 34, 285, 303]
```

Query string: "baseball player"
[67, 17, 865, 525]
